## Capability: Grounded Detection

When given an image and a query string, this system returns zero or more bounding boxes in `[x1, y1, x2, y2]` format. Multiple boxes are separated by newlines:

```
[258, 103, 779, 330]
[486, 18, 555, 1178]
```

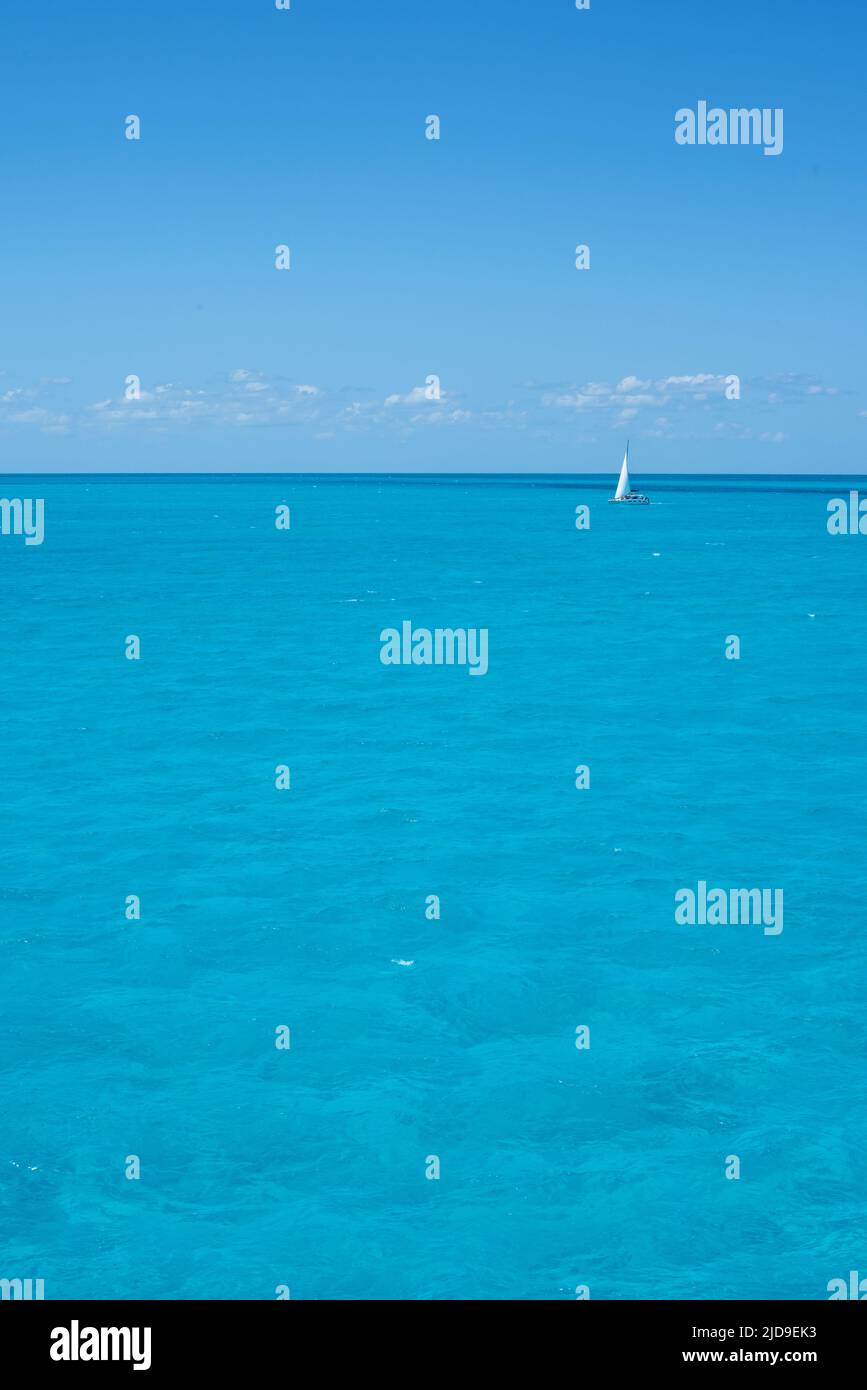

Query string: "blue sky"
[1, 0, 865, 473]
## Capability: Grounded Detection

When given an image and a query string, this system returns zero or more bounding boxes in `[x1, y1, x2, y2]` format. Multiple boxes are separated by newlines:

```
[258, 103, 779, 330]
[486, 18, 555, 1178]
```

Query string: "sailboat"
[608, 441, 649, 504]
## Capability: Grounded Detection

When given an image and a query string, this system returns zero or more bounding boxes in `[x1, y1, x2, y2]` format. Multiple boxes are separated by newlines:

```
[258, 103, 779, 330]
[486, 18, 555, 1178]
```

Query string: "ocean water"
[2, 473, 866, 1301]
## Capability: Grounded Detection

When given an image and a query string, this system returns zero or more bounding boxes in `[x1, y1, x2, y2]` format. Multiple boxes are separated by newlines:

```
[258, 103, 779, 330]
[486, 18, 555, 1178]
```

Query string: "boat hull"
[608, 495, 650, 504]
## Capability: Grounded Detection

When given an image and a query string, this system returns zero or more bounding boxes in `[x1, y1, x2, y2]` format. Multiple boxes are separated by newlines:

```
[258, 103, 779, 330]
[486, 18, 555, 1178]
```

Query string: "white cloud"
[384, 385, 440, 407]
[661, 373, 719, 388]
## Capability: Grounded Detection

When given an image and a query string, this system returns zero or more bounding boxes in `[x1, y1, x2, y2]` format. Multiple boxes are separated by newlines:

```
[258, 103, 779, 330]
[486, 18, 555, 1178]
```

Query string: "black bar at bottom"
[0, 1298, 862, 1375]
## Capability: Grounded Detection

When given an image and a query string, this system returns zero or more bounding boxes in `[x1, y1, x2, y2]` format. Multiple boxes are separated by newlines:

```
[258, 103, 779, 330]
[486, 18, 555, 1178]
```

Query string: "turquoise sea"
[2, 473, 866, 1301]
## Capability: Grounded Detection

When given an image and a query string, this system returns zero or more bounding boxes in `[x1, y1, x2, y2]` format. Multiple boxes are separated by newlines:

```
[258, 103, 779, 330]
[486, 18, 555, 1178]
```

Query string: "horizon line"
[2, 470, 866, 481]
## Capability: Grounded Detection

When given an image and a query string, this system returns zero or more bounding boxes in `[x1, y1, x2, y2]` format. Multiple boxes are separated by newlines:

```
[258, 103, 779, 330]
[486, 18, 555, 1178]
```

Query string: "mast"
[614, 441, 630, 499]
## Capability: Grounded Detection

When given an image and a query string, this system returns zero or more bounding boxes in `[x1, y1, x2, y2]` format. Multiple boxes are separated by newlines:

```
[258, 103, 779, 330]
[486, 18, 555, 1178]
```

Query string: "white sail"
[614, 443, 630, 499]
